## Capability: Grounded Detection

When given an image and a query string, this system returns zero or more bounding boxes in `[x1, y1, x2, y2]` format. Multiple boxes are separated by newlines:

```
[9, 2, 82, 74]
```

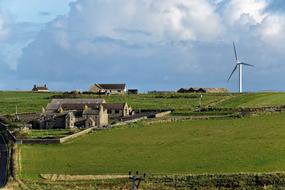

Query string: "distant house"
[148, 91, 175, 94]
[127, 89, 138, 94]
[32, 84, 49, 92]
[90, 84, 126, 95]
[178, 87, 229, 93]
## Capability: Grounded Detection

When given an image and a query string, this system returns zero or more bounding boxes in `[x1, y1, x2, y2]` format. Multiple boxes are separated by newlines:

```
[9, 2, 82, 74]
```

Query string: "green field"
[216, 92, 285, 108]
[0, 91, 228, 115]
[0, 91, 56, 115]
[20, 112, 285, 179]
[26, 129, 73, 139]
[1, 91, 285, 116]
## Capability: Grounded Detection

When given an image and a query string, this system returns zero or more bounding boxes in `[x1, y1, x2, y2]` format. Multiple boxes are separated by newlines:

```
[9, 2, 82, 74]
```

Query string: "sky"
[0, 0, 285, 92]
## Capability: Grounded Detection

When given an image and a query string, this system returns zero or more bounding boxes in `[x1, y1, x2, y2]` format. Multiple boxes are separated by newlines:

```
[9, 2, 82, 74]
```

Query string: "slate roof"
[45, 99, 127, 113]
[46, 99, 106, 111]
[95, 84, 126, 90]
[32, 85, 48, 91]
[102, 103, 127, 110]
[178, 87, 229, 93]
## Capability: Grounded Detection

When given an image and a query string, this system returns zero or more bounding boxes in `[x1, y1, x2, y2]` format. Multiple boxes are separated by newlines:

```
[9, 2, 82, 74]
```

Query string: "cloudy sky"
[0, 0, 285, 92]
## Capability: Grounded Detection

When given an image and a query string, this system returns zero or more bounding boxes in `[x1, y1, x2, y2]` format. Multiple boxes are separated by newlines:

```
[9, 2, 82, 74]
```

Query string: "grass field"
[20, 112, 285, 179]
[0, 91, 56, 115]
[0, 91, 228, 115]
[216, 92, 285, 108]
[2, 91, 285, 116]
[26, 129, 73, 139]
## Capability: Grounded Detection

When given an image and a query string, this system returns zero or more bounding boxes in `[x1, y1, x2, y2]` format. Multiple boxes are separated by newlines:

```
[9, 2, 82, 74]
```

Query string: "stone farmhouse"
[90, 84, 127, 95]
[35, 104, 108, 129]
[32, 84, 49, 92]
[178, 87, 229, 93]
[32, 98, 133, 129]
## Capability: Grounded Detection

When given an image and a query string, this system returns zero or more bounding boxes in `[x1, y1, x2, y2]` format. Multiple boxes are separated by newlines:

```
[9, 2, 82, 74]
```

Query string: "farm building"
[103, 103, 132, 118]
[46, 98, 133, 118]
[32, 84, 49, 92]
[27, 98, 134, 129]
[45, 99, 106, 113]
[90, 84, 127, 95]
[178, 87, 229, 93]
[127, 89, 138, 94]
[34, 104, 108, 129]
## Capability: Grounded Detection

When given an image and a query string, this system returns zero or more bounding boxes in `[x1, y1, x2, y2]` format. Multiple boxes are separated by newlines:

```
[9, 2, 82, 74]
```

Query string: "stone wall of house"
[98, 106, 108, 127]
[65, 112, 75, 129]
[89, 85, 100, 93]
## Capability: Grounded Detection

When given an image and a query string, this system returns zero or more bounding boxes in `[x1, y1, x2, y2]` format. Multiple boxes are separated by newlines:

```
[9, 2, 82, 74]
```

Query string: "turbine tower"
[228, 42, 254, 93]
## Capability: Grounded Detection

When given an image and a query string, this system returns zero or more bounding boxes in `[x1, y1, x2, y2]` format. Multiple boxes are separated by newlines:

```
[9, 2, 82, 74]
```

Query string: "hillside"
[21, 112, 285, 179]
[1, 91, 285, 116]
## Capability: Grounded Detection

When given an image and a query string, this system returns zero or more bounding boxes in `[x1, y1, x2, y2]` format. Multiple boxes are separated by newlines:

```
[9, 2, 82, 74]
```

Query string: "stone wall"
[111, 116, 148, 127]
[148, 173, 285, 189]
[59, 127, 96, 143]
[15, 127, 96, 144]
[154, 111, 172, 118]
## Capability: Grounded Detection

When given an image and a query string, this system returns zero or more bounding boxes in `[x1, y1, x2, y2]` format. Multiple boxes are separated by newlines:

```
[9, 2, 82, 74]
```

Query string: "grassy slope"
[216, 93, 285, 108]
[1, 91, 285, 116]
[21, 113, 285, 179]
[0, 91, 56, 115]
[0, 91, 228, 115]
[26, 129, 72, 139]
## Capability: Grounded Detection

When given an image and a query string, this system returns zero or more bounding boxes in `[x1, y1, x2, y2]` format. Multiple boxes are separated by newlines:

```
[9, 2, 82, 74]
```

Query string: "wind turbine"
[228, 42, 254, 93]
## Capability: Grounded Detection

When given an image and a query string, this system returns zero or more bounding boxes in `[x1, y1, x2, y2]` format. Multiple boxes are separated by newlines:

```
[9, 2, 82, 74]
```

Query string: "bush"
[13, 127, 31, 138]
[69, 127, 79, 135]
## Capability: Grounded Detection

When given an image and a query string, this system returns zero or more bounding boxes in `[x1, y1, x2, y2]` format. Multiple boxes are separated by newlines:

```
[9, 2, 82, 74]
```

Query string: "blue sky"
[0, 0, 75, 23]
[0, 0, 285, 92]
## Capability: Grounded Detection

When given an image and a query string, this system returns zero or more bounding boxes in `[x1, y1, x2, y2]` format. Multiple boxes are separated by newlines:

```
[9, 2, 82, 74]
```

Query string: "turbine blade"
[228, 65, 238, 82]
[233, 42, 238, 62]
[241, 62, 254, 67]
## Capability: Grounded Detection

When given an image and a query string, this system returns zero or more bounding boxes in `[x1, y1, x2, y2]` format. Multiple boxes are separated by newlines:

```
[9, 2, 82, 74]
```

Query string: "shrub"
[69, 127, 79, 135]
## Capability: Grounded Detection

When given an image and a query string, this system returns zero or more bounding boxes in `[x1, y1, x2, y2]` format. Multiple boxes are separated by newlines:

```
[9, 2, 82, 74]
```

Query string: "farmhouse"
[32, 98, 134, 129]
[32, 84, 49, 92]
[45, 98, 133, 118]
[178, 87, 229, 93]
[34, 104, 108, 129]
[103, 103, 132, 118]
[45, 99, 106, 113]
[90, 84, 126, 95]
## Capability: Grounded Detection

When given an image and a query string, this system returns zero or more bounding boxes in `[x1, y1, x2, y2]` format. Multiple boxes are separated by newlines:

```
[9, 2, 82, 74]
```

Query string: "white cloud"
[0, 13, 9, 41]
[0, 13, 42, 70]
[4, 0, 285, 91]
[1, 43, 25, 70]
[222, 0, 268, 26]
[48, 0, 224, 50]
[259, 15, 285, 50]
